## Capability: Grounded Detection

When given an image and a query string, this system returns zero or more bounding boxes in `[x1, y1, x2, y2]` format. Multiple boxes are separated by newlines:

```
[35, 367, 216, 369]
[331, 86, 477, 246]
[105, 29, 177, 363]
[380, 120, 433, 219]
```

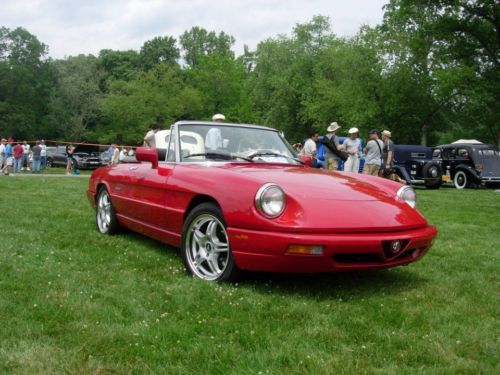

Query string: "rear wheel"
[181, 203, 240, 281]
[453, 170, 469, 190]
[96, 187, 120, 234]
[46, 158, 53, 168]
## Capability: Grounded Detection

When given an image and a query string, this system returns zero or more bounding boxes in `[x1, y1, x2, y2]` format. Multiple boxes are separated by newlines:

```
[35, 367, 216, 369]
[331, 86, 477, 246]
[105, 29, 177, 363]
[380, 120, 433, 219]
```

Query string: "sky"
[0, 0, 388, 59]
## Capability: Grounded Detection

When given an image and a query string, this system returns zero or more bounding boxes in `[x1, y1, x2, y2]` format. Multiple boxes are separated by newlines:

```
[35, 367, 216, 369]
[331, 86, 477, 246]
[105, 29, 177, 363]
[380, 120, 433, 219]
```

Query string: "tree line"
[0, 0, 498, 147]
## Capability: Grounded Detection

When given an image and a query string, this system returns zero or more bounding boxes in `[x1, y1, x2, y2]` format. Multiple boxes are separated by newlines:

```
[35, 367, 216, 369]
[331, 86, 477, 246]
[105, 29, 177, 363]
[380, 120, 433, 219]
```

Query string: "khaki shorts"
[363, 163, 380, 176]
[326, 158, 338, 170]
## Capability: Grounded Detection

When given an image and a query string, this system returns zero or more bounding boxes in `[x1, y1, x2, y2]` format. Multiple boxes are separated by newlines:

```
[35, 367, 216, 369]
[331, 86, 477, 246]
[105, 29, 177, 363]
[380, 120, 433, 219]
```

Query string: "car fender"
[394, 165, 412, 183]
[452, 164, 480, 182]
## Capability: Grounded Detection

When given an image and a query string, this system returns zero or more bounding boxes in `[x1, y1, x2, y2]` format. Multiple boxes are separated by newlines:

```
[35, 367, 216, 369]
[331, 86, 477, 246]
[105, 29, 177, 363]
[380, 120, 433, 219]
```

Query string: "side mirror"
[136, 147, 158, 169]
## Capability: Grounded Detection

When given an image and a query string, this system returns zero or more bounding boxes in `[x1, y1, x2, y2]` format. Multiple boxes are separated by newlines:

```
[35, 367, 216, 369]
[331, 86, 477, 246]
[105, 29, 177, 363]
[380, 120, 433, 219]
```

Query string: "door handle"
[129, 166, 138, 170]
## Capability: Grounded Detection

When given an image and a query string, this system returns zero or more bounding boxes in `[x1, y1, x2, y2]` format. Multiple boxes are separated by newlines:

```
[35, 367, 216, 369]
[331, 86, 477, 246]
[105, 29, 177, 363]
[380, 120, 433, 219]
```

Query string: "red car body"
[87, 121, 437, 279]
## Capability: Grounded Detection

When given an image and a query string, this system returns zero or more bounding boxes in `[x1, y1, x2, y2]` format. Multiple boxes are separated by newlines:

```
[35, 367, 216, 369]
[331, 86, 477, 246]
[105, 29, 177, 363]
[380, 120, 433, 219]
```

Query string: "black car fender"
[452, 164, 480, 183]
[394, 165, 412, 183]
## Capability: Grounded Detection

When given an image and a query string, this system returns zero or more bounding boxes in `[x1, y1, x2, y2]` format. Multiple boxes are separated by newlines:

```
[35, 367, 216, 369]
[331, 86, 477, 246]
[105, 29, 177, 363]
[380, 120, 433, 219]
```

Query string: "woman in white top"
[342, 128, 362, 173]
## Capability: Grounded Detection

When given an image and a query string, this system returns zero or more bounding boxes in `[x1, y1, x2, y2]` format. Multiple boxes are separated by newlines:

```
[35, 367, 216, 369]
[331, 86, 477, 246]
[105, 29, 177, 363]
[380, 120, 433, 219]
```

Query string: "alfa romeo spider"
[87, 121, 437, 281]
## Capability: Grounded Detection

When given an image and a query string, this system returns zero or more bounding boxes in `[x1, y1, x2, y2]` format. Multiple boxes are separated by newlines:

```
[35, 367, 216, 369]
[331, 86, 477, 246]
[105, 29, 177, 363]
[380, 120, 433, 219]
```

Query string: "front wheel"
[181, 203, 240, 281]
[96, 187, 120, 234]
[453, 170, 469, 189]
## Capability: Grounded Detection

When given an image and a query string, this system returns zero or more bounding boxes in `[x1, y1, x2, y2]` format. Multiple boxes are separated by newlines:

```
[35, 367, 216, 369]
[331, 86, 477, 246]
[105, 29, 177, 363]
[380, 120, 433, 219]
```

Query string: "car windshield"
[177, 124, 299, 164]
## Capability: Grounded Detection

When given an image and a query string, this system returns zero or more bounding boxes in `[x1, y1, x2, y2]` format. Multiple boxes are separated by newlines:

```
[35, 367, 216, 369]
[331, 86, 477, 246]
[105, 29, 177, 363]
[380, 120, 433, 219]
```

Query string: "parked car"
[46, 145, 67, 167]
[46, 144, 102, 169]
[432, 143, 500, 189]
[87, 121, 437, 281]
[392, 145, 443, 189]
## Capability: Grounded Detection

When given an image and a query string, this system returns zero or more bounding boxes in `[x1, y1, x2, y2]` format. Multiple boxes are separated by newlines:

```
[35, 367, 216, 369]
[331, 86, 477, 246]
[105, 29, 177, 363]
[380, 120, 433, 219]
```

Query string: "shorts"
[6, 157, 13, 166]
[363, 163, 380, 176]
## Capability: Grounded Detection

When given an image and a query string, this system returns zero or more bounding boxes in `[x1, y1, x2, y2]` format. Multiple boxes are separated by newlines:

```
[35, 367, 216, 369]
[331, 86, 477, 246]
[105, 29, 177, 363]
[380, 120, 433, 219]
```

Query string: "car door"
[126, 126, 178, 230]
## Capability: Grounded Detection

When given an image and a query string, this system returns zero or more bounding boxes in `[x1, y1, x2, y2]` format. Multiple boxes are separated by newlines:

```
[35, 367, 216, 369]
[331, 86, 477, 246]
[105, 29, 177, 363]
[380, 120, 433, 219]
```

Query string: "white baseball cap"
[212, 113, 226, 121]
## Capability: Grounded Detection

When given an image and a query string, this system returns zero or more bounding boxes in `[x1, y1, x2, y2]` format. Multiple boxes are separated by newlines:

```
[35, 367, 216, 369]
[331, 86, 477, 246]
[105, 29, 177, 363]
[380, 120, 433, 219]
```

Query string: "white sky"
[0, 0, 388, 59]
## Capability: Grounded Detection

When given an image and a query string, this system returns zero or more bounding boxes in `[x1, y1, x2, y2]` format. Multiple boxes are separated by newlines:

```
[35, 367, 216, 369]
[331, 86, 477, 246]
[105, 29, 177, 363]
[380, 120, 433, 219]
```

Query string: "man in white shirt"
[144, 124, 161, 148]
[22, 140, 30, 171]
[0, 139, 6, 170]
[301, 131, 319, 157]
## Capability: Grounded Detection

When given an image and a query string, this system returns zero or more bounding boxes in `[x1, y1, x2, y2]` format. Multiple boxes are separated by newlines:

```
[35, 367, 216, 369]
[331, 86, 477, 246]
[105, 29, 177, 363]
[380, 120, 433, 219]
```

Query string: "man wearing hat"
[322, 122, 342, 170]
[380, 129, 405, 183]
[363, 129, 384, 176]
[342, 127, 362, 173]
[212, 114, 225, 123]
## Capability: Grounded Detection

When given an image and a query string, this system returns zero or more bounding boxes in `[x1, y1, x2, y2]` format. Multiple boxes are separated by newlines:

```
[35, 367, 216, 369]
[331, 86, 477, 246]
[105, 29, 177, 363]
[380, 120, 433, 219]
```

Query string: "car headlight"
[255, 183, 286, 218]
[397, 186, 416, 208]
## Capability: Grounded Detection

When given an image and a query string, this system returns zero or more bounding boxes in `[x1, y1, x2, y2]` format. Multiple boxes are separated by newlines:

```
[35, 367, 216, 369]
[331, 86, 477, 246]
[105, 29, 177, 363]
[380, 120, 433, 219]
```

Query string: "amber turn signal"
[286, 245, 324, 255]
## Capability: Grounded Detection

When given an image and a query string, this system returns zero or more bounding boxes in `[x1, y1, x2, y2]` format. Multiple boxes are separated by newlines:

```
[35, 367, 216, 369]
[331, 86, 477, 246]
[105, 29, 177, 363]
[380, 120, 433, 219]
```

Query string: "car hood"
[219, 164, 395, 202]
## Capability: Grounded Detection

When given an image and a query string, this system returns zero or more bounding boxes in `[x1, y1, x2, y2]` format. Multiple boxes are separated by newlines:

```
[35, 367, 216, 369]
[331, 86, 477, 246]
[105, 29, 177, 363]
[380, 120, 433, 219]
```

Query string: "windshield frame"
[174, 121, 299, 165]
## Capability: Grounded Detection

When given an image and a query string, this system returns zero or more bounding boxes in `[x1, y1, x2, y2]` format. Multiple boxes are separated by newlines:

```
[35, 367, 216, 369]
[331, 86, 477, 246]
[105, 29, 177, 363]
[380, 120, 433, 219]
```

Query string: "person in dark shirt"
[31, 141, 42, 173]
[13, 142, 24, 173]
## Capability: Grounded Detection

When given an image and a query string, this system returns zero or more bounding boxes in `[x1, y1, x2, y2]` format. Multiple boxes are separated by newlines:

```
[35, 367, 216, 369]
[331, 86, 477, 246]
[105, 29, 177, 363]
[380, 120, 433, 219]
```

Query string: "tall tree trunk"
[420, 123, 428, 146]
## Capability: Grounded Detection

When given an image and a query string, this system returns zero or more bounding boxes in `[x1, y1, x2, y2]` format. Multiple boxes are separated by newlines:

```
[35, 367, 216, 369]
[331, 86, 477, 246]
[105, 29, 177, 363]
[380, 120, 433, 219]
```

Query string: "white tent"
[452, 139, 483, 144]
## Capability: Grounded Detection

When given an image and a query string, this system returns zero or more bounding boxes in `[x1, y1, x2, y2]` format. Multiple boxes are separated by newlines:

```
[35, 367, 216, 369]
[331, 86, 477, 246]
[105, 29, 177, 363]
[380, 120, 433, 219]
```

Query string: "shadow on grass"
[118, 230, 428, 299]
[242, 268, 428, 300]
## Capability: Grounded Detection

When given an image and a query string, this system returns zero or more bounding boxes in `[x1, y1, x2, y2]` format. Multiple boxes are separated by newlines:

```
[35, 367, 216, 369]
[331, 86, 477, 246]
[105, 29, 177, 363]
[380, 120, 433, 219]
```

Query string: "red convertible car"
[87, 121, 437, 281]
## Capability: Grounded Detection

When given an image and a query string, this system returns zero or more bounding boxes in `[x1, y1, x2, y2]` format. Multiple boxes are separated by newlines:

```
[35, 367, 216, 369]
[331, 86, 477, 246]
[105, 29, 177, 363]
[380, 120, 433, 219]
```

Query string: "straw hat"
[327, 122, 340, 132]
[382, 130, 392, 137]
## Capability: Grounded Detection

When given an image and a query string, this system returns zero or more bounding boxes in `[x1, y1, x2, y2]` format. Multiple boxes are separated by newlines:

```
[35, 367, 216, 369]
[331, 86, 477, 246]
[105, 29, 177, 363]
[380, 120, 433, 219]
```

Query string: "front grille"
[333, 253, 382, 264]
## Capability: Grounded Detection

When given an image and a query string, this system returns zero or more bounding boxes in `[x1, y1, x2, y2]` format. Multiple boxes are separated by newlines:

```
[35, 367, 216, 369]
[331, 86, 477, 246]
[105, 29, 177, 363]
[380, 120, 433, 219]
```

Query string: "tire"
[423, 162, 442, 189]
[453, 170, 469, 190]
[96, 187, 120, 234]
[181, 203, 241, 281]
[46, 158, 53, 168]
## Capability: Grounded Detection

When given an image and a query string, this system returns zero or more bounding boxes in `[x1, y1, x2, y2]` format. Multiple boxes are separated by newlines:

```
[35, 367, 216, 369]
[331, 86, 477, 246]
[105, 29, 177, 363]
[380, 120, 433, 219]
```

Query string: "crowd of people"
[0, 139, 48, 176]
[298, 122, 406, 183]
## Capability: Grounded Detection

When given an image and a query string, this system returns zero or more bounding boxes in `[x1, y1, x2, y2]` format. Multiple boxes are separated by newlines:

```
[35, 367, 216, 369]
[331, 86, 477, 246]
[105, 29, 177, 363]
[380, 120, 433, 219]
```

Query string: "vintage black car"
[432, 143, 500, 189]
[393, 145, 443, 189]
[46, 145, 103, 169]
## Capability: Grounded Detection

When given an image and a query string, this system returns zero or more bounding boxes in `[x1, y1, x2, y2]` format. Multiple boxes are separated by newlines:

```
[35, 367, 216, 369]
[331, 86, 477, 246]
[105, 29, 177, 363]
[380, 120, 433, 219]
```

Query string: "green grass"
[0, 176, 498, 374]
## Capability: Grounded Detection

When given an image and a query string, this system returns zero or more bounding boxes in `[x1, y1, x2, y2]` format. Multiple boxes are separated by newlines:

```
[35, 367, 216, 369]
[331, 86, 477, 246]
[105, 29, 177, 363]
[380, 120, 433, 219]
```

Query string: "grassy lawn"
[0, 176, 498, 374]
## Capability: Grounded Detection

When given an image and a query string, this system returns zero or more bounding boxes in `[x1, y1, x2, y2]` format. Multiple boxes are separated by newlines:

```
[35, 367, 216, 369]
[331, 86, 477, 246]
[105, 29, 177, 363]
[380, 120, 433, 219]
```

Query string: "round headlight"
[397, 186, 416, 208]
[255, 183, 286, 218]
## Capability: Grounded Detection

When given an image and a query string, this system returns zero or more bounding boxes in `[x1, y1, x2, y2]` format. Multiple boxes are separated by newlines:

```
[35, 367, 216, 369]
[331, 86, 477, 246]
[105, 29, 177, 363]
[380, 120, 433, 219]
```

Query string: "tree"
[46, 55, 103, 141]
[0, 26, 52, 140]
[180, 26, 235, 67]
[139, 36, 179, 70]
[98, 49, 141, 81]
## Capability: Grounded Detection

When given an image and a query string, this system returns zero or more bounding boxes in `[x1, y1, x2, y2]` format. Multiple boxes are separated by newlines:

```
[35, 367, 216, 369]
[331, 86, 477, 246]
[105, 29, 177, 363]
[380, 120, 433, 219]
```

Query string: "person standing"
[380, 130, 405, 183]
[13, 142, 24, 173]
[342, 128, 362, 173]
[65, 143, 74, 175]
[107, 144, 115, 165]
[322, 122, 342, 170]
[21, 141, 30, 171]
[111, 146, 120, 165]
[363, 129, 384, 176]
[0, 139, 5, 171]
[40, 140, 47, 171]
[143, 124, 161, 148]
[2, 141, 13, 175]
[31, 141, 42, 173]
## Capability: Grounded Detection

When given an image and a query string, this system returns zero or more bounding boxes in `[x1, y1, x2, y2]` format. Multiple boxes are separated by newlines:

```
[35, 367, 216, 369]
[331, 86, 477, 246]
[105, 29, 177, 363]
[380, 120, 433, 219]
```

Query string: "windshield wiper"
[184, 152, 253, 162]
[248, 151, 304, 164]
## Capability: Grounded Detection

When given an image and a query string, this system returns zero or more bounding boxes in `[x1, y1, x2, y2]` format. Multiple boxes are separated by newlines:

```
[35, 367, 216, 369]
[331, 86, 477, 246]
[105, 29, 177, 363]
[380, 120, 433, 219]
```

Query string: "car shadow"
[118, 231, 428, 299]
[239, 268, 428, 300]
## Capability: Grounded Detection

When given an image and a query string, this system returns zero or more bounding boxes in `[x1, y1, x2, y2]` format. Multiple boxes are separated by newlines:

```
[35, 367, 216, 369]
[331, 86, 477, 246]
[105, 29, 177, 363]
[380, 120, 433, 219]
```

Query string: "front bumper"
[228, 225, 437, 273]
